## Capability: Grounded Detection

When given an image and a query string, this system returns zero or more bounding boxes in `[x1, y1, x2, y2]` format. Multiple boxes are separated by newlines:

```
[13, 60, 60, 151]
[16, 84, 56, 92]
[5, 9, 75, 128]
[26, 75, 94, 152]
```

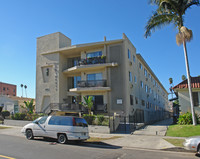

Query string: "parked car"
[183, 136, 200, 154]
[21, 116, 89, 144]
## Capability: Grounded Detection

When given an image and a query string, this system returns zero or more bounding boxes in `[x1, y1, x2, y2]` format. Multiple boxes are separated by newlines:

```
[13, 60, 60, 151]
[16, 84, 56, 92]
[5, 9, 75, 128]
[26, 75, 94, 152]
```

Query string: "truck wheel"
[58, 134, 67, 144]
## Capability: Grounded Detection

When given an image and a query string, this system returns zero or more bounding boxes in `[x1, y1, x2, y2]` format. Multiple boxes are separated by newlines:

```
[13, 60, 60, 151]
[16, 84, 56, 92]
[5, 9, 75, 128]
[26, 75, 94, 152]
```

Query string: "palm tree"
[81, 96, 93, 115]
[169, 77, 173, 98]
[21, 99, 35, 120]
[182, 75, 186, 81]
[145, 0, 199, 125]
[169, 78, 173, 85]
[20, 84, 23, 97]
[24, 85, 27, 98]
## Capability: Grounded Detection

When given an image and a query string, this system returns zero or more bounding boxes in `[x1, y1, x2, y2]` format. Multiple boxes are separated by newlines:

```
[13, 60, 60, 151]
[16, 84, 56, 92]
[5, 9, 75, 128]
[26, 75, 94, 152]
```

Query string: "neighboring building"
[0, 82, 16, 96]
[173, 76, 200, 114]
[36, 32, 168, 124]
[0, 95, 35, 114]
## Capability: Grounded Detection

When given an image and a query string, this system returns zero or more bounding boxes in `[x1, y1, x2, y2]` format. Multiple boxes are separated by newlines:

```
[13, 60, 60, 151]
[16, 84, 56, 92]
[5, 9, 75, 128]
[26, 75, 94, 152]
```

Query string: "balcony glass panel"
[77, 80, 107, 88]
[86, 51, 102, 58]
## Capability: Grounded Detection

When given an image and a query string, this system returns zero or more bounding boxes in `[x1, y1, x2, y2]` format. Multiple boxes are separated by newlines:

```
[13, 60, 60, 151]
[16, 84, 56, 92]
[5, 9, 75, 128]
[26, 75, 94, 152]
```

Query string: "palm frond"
[149, 0, 160, 5]
[176, 26, 193, 45]
[184, 0, 200, 13]
[145, 11, 176, 38]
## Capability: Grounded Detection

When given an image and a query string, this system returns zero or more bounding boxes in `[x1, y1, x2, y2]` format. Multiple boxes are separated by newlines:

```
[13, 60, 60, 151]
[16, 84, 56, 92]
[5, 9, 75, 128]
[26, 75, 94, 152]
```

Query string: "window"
[130, 95, 133, 105]
[140, 81, 143, 88]
[146, 102, 149, 109]
[135, 97, 138, 104]
[74, 76, 81, 88]
[3, 87, 5, 91]
[38, 116, 48, 124]
[129, 72, 132, 82]
[7, 88, 9, 90]
[86, 51, 102, 58]
[133, 55, 135, 63]
[87, 73, 102, 81]
[149, 88, 151, 94]
[193, 92, 199, 106]
[145, 85, 148, 93]
[148, 73, 151, 79]
[139, 63, 143, 70]
[74, 118, 88, 127]
[141, 100, 145, 106]
[128, 49, 131, 60]
[48, 116, 73, 126]
[134, 76, 137, 83]
[144, 69, 147, 77]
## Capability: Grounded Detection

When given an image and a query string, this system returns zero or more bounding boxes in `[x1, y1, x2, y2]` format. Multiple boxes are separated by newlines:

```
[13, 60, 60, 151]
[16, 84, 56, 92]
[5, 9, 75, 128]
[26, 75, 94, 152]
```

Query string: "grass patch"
[86, 136, 122, 142]
[164, 138, 185, 147]
[166, 124, 200, 137]
[0, 126, 10, 129]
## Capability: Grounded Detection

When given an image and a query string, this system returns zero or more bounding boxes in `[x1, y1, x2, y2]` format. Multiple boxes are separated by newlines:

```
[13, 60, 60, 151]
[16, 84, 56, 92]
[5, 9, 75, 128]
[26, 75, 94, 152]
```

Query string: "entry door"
[93, 95, 103, 111]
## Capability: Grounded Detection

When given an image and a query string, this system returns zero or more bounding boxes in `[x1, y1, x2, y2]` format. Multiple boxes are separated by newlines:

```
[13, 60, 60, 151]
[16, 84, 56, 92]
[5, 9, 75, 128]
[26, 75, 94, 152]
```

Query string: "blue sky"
[0, 0, 200, 98]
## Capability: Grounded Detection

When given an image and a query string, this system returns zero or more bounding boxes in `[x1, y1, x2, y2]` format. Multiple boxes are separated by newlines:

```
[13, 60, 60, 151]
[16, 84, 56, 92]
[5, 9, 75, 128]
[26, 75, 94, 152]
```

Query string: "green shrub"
[102, 118, 109, 126]
[83, 114, 95, 125]
[97, 115, 105, 125]
[1, 111, 10, 118]
[178, 112, 199, 125]
[12, 113, 26, 120]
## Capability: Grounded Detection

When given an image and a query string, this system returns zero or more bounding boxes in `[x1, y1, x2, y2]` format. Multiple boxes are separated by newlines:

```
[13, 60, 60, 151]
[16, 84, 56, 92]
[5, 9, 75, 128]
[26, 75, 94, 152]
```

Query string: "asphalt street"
[0, 134, 197, 159]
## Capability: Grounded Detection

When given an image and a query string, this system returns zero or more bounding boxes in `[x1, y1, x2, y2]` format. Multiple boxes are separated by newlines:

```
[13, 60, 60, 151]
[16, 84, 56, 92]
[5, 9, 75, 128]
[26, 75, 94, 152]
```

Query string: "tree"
[20, 84, 23, 97]
[182, 75, 186, 81]
[169, 77, 173, 98]
[81, 96, 93, 115]
[169, 78, 173, 85]
[24, 85, 27, 98]
[145, 0, 199, 125]
[21, 99, 35, 120]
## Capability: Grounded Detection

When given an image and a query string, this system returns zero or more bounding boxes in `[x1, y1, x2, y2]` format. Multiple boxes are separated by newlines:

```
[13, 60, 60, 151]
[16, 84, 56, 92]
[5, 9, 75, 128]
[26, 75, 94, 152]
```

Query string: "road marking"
[0, 155, 16, 159]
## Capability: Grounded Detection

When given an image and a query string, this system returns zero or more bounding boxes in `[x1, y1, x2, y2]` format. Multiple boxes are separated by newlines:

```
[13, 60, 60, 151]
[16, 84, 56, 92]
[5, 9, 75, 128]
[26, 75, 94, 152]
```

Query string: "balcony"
[63, 56, 118, 76]
[78, 56, 106, 65]
[42, 103, 85, 114]
[69, 80, 111, 93]
[77, 80, 107, 87]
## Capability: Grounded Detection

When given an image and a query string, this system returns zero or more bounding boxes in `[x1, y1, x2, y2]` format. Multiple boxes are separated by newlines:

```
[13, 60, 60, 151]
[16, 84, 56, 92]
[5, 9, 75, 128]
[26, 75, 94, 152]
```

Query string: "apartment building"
[0, 82, 16, 96]
[36, 32, 168, 123]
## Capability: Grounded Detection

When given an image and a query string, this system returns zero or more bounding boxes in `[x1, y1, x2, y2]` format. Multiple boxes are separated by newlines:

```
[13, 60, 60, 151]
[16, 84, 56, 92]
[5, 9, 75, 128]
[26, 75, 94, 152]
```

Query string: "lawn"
[86, 136, 122, 142]
[0, 126, 10, 129]
[164, 138, 185, 147]
[166, 124, 200, 137]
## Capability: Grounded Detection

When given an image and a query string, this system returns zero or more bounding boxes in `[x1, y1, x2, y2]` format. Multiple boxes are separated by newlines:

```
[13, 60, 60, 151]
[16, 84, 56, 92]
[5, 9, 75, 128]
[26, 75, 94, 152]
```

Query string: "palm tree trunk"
[183, 40, 197, 126]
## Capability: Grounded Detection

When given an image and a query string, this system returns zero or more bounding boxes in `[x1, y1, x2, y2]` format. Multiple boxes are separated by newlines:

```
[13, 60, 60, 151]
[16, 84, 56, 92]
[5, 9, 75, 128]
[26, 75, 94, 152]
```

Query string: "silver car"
[183, 136, 200, 153]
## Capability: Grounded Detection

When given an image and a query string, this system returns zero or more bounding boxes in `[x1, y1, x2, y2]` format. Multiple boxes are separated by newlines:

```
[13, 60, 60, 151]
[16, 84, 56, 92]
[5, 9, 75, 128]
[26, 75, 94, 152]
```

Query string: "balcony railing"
[77, 80, 107, 88]
[77, 56, 106, 66]
[42, 103, 85, 114]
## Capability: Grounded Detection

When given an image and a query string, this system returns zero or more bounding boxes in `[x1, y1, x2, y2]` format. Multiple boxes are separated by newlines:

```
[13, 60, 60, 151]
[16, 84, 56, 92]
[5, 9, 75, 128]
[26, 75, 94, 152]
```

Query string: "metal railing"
[78, 56, 106, 66]
[77, 80, 107, 88]
[42, 103, 85, 114]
